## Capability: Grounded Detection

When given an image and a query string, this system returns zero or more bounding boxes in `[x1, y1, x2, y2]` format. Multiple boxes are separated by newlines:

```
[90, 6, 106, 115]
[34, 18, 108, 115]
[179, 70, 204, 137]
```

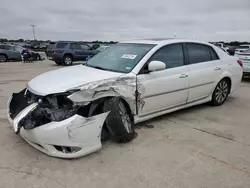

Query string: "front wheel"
[63, 55, 73, 66]
[211, 79, 230, 106]
[102, 98, 135, 143]
[0, 54, 7, 62]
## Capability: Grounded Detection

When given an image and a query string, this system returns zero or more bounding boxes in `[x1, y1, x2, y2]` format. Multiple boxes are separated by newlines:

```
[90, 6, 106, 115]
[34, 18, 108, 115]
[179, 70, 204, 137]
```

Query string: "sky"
[0, 0, 250, 42]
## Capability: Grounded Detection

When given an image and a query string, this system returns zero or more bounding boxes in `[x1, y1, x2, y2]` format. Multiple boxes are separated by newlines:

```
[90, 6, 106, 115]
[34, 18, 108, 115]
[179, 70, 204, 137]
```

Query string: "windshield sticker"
[121, 54, 137, 59]
[125, 67, 132, 70]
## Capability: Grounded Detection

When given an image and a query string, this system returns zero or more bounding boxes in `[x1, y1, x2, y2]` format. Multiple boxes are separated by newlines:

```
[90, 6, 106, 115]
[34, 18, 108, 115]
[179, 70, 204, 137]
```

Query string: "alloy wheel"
[118, 102, 132, 133]
[215, 80, 229, 103]
[0, 55, 7, 62]
[64, 57, 72, 65]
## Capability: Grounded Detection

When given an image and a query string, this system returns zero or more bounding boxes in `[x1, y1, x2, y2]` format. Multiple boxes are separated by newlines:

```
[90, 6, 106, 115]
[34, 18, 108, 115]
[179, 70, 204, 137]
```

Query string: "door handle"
[179, 74, 188, 78]
[214, 67, 221, 70]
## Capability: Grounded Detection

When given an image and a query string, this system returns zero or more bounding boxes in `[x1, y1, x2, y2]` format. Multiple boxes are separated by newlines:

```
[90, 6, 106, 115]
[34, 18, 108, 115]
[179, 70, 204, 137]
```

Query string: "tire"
[211, 79, 230, 106]
[0, 54, 7, 62]
[242, 74, 245, 80]
[63, 55, 73, 66]
[102, 98, 135, 143]
[37, 55, 41, 61]
[55, 61, 62, 65]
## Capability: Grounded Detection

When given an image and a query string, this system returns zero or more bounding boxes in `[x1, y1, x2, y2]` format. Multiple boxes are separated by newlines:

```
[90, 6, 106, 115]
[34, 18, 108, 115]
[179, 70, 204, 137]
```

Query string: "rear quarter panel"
[223, 56, 242, 93]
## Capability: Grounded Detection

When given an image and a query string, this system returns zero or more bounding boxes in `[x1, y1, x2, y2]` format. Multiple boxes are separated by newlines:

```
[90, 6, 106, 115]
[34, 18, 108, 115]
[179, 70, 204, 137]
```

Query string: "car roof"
[120, 38, 213, 46]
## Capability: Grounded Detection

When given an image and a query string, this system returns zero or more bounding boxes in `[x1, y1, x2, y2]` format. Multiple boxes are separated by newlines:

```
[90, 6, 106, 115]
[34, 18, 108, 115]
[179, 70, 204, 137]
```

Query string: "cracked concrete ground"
[1, 60, 250, 188]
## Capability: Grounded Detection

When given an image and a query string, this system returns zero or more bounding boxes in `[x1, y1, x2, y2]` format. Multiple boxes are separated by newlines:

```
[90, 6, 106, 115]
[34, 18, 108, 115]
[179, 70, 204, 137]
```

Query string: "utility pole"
[30, 25, 36, 40]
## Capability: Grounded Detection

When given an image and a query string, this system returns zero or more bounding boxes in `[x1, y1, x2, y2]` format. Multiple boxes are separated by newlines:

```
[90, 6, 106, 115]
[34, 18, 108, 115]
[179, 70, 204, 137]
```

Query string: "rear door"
[185, 43, 223, 102]
[70, 43, 83, 61]
[5, 45, 21, 60]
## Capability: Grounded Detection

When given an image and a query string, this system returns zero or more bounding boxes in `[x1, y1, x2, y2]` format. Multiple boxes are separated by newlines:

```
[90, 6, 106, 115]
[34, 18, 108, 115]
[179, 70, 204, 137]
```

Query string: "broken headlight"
[18, 91, 80, 131]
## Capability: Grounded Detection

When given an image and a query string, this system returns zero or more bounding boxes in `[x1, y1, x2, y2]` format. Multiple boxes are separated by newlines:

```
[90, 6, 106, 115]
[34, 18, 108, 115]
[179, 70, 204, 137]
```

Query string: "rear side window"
[70, 43, 82, 50]
[186, 43, 212, 64]
[149, 44, 184, 69]
[2, 45, 11, 50]
[56, 42, 68, 49]
[210, 48, 219, 60]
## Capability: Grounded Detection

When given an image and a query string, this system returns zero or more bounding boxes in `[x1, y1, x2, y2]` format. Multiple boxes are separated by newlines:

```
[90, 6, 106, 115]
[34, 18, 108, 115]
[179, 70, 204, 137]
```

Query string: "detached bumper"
[8, 94, 109, 159]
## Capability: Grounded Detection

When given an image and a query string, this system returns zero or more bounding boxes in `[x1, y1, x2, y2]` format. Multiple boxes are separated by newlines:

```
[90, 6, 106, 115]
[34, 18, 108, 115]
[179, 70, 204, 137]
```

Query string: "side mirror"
[148, 61, 166, 72]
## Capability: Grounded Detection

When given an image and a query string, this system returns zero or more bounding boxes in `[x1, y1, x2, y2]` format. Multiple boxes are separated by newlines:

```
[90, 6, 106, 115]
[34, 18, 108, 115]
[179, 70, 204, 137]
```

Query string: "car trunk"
[235, 51, 250, 68]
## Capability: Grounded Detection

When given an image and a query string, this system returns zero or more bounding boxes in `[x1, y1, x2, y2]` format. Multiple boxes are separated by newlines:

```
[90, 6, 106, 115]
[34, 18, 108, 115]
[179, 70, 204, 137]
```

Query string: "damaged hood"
[27, 65, 124, 96]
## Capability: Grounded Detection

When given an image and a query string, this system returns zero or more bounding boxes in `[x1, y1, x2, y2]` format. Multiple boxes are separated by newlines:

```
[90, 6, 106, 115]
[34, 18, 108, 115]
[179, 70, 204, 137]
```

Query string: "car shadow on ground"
[49, 61, 85, 67]
[135, 94, 237, 129]
[242, 77, 250, 83]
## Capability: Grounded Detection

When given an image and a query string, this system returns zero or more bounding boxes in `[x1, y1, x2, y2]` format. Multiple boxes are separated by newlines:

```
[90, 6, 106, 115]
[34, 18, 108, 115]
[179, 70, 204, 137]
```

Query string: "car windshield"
[85, 43, 155, 73]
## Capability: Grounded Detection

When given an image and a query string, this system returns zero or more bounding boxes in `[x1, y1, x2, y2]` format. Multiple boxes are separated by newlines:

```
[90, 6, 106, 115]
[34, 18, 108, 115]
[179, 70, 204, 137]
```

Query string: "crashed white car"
[8, 39, 242, 158]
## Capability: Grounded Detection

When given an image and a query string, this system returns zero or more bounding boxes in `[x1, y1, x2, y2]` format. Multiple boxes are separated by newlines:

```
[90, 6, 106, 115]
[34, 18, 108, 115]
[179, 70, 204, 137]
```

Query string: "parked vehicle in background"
[96, 45, 109, 52]
[235, 49, 250, 78]
[235, 45, 250, 54]
[213, 43, 229, 52]
[91, 44, 101, 50]
[8, 39, 242, 158]
[0, 44, 42, 62]
[227, 46, 238, 56]
[0, 44, 22, 62]
[15, 45, 42, 61]
[46, 41, 99, 66]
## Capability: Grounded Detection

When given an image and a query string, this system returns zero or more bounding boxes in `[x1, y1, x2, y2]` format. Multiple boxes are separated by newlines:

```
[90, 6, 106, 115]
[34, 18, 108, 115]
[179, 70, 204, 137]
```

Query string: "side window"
[2, 45, 11, 50]
[80, 44, 91, 50]
[15, 46, 23, 52]
[209, 47, 219, 60]
[70, 43, 81, 50]
[149, 44, 184, 69]
[186, 43, 211, 64]
[56, 43, 68, 49]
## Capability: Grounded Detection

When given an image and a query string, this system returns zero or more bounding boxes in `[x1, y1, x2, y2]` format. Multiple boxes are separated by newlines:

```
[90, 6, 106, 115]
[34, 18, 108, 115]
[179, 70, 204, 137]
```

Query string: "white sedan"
[8, 39, 243, 158]
[235, 49, 250, 78]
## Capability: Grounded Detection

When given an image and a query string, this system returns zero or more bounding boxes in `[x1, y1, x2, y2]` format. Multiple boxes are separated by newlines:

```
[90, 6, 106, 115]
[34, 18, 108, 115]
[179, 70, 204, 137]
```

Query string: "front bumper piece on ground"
[7, 94, 109, 159]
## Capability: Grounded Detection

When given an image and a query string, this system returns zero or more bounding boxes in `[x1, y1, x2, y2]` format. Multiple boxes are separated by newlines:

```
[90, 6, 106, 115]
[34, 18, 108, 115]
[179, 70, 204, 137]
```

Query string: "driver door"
[137, 43, 189, 117]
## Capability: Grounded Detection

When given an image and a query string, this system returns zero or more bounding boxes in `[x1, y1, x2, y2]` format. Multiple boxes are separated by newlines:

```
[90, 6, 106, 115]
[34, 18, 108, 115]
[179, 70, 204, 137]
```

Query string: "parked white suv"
[8, 39, 243, 158]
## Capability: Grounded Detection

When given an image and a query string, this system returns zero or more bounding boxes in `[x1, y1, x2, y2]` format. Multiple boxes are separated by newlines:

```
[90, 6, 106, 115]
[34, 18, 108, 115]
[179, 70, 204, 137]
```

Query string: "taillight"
[237, 60, 243, 67]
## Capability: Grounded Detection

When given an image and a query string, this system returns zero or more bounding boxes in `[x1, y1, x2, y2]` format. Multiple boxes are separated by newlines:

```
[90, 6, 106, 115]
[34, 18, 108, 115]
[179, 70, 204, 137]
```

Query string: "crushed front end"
[8, 88, 109, 158]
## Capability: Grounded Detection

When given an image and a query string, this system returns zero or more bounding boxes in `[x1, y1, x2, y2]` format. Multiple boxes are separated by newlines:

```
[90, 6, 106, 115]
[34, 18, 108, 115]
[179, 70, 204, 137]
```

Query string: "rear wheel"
[102, 98, 135, 143]
[211, 79, 230, 106]
[0, 54, 7, 62]
[63, 55, 73, 66]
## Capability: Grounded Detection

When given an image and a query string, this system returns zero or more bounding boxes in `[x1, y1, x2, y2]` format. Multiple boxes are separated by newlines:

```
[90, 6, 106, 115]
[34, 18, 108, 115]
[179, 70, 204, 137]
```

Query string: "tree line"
[1, 38, 249, 46]
[0, 38, 117, 44]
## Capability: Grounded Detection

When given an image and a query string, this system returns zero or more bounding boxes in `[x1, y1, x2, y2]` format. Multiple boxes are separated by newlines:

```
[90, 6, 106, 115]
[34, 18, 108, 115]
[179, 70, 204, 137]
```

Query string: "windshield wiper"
[88, 65, 109, 71]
